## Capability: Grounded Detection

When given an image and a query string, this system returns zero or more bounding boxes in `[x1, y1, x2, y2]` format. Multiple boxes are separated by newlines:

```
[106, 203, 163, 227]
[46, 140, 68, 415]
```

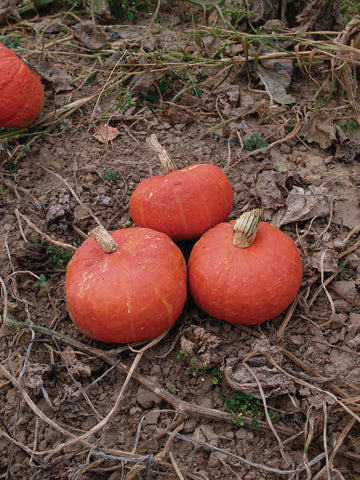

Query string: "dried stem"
[147, 134, 176, 173]
[88, 226, 118, 254]
[4, 318, 296, 437]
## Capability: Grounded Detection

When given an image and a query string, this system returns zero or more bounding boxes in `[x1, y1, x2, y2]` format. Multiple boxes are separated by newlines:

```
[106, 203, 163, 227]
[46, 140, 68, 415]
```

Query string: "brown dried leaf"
[250, 168, 336, 227]
[335, 141, 360, 163]
[62, 351, 91, 378]
[302, 231, 346, 276]
[0, 7, 19, 24]
[128, 71, 155, 96]
[250, 169, 289, 210]
[24, 363, 52, 394]
[300, 112, 337, 149]
[72, 21, 108, 50]
[27, 18, 63, 33]
[46, 190, 71, 228]
[296, 0, 339, 31]
[93, 124, 121, 144]
[37, 60, 73, 93]
[225, 337, 295, 399]
[271, 185, 336, 228]
[180, 326, 221, 370]
[13, 243, 51, 270]
[161, 102, 196, 125]
[245, 0, 279, 26]
[257, 63, 295, 105]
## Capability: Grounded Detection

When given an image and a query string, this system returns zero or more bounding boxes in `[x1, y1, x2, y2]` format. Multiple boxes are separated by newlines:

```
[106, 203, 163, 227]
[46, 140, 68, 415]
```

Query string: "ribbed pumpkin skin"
[0, 45, 44, 128]
[188, 221, 302, 325]
[65, 228, 187, 343]
[129, 164, 234, 241]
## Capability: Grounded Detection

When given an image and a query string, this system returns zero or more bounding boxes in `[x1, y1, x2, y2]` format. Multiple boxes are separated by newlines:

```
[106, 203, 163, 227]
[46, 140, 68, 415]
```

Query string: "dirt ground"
[0, 1, 360, 479]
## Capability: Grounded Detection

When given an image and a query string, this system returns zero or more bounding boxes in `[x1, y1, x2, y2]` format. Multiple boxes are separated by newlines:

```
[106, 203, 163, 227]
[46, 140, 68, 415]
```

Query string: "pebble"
[136, 384, 162, 409]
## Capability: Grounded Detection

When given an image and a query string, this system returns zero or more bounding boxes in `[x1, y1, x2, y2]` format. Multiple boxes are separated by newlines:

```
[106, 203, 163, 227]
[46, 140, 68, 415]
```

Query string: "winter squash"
[188, 209, 302, 325]
[0, 44, 44, 128]
[129, 135, 234, 242]
[65, 225, 187, 343]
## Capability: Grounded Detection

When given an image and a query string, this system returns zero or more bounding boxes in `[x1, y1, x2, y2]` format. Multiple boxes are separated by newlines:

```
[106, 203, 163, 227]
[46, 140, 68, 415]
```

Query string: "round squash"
[188, 209, 303, 325]
[65, 226, 187, 343]
[0, 44, 44, 128]
[129, 135, 234, 242]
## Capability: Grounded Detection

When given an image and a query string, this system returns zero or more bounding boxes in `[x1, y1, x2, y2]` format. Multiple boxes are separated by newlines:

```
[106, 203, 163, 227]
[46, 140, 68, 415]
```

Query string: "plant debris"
[224, 337, 296, 399]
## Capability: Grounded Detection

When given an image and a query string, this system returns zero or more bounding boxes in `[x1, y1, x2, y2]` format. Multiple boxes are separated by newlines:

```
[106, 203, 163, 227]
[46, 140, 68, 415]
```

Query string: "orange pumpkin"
[188, 209, 302, 325]
[65, 226, 187, 343]
[129, 135, 234, 242]
[0, 44, 44, 128]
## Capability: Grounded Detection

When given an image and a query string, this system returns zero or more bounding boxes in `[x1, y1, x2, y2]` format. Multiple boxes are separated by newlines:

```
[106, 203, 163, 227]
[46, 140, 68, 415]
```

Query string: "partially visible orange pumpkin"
[129, 135, 234, 242]
[65, 226, 187, 343]
[0, 44, 44, 128]
[188, 209, 303, 325]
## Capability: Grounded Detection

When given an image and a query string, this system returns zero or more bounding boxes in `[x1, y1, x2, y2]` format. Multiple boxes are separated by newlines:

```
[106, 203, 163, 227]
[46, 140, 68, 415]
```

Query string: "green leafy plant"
[336, 119, 358, 133]
[107, 0, 154, 22]
[142, 75, 171, 106]
[176, 348, 208, 376]
[2, 37, 19, 49]
[339, 0, 360, 27]
[243, 133, 268, 150]
[177, 349, 188, 361]
[33, 273, 53, 291]
[219, 389, 279, 427]
[312, 91, 329, 112]
[112, 88, 136, 111]
[41, 241, 73, 271]
[102, 168, 120, 184]
[339, 262, 351, 280]
[210, 366, 222, 385]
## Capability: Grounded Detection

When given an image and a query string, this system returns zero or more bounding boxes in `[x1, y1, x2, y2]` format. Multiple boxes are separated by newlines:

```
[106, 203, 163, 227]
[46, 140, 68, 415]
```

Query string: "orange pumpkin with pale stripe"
[129, 163, 234, 242]
[188, 210, 303, 326]
[65, 227, 187, 343]
[0, 44, 44, 128]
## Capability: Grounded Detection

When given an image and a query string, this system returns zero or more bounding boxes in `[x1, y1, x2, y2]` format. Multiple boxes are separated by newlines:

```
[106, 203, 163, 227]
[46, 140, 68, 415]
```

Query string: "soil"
[0, 1, 360, 479]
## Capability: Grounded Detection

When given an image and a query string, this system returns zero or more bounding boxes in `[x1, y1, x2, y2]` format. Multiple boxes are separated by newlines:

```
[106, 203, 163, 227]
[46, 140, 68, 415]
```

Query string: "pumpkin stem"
[232, 209, 262, 248]
[88, 225, 118, 253]
[147, 134, 176, 173]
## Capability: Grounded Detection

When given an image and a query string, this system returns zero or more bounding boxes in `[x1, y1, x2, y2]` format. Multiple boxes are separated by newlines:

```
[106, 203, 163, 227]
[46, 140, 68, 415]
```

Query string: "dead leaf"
[93, 124, 121, 143]
[27, 18, 63, 33]
[244, 0, 280, 26]
[300, 112, 337, 150]
[257, 63, 295, 105]
[24, 363, 52, 395]
[37, 60, 73, 93]
[225, 336, 295, 399]
[335, 141, 360, 163]
[251, 169, 288, 210]
[296, 0, 339, 31]
[46, 190, 71, 229]
[179, 326, 221, 370]
[72, 21, 108, 50]
[0, 6, 19, 24]
[61, 351, 91, 378]
[94, 194, 113, 206]
[271, 185, 336, 228]
[250, 167, 302, 213]
[128, 71, 155, 96]
[250, 168, 336, 227]
[13, 243, 51, 270]
[161, 102, 195, 125]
